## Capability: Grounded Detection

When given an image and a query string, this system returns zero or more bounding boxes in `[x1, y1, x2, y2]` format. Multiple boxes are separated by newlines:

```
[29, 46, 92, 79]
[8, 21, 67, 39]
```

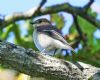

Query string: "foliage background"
[0, 0, 100, 80]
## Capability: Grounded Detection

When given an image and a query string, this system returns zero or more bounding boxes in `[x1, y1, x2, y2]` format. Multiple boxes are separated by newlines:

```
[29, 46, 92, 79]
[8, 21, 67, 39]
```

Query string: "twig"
[73, 15, 83, 37]
[34, 0, 47, 15]
[72, 14, 87, 46]
[38, 0, 47, 9]
[84, 0, 94, 12]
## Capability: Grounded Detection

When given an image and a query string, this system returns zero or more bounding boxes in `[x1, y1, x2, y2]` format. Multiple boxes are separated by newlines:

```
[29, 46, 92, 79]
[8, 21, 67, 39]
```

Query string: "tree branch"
[0, 3, 100, 29]
[0, 41, 83, 80]
[73, 15, 83, 37]
[0, 41, 99, 80]
[72, 14, 87, 47]
[33, 0, 47, 14]
[38, 0, 47, 9]
[84, 0, 94, 12]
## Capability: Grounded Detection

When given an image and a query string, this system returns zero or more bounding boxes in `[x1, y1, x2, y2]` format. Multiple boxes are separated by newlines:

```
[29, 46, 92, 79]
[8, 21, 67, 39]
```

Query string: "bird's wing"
[43, 30, 76, 53]
[43, 30, 70, 46]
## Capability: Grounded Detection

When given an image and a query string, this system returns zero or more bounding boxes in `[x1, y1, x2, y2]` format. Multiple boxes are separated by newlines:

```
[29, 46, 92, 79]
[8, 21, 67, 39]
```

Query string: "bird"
[30, 18, 75, 55]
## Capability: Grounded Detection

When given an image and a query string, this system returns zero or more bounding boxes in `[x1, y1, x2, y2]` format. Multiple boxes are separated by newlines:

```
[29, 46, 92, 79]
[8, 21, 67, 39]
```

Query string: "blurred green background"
[0, 0, 100, 80]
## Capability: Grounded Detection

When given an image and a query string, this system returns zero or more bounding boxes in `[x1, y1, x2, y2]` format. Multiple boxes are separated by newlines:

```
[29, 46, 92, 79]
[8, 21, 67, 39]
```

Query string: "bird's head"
[30, 18, 51, 28]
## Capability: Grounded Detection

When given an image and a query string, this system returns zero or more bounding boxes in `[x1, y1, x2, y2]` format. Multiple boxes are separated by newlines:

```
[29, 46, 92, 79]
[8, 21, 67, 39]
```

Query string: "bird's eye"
[36, 20, 42, 24]
[39, 20, 42, 23]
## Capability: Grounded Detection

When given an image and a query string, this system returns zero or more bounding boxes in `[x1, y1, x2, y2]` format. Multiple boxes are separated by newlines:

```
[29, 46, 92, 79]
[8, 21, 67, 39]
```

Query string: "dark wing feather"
[43, 30, 71, 46]
[43, 30, 76, 53]
[46, 30, 76, 53]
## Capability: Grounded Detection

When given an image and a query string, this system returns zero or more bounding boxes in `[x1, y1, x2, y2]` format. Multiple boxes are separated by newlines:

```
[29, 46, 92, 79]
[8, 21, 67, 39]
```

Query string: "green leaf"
[50, 13, 65, 30]
[87, 8, 97, 18]
[91, 38, 100, 54]
[0, 29, 3, 37]
[70, 16, 96, 45]
[12, 23, 22, 45]
[69, 23, 78, 34]
[24, 19, 33, 35]
[69, 15, 100, 67]
[78, 16, 96, 36]
[70, 49, 100, 67]
[2, 24, 14, 40]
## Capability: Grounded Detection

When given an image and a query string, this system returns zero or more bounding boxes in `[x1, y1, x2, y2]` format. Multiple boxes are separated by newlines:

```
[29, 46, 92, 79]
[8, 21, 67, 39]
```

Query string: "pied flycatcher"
[31, 18, 75, 55]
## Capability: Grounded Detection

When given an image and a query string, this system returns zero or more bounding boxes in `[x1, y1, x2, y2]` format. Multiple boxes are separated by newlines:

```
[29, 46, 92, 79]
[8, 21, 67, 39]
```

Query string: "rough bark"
[0, 41, 99, 80]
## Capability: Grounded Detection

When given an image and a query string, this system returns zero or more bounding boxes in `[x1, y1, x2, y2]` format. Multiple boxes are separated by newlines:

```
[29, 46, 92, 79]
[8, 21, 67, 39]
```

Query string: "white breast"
[33, 29, 43, 51]
[33, 29, 53, 51]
